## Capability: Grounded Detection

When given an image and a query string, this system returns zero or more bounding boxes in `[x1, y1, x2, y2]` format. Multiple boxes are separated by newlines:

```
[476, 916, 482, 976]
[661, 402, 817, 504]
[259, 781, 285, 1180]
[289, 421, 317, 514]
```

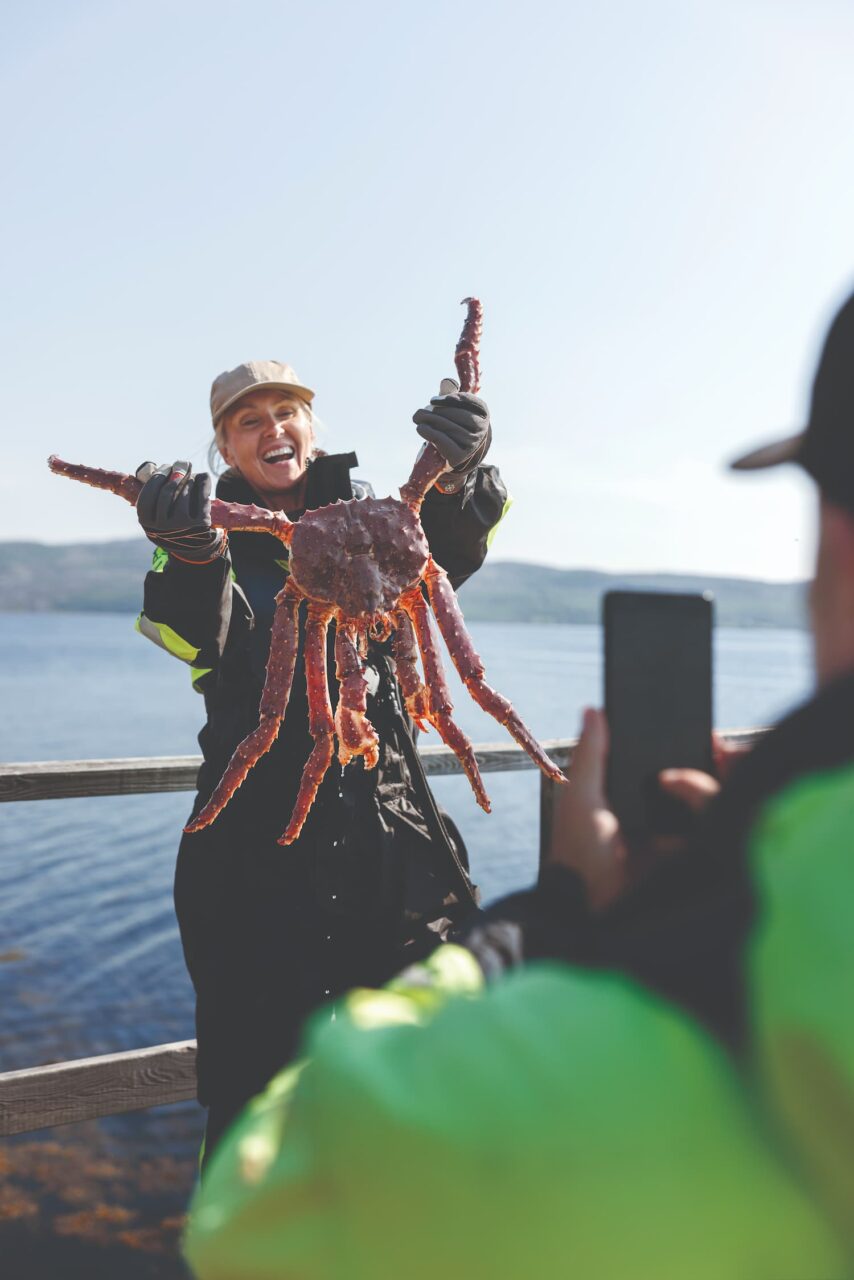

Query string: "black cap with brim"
[728, 288, 854, 511]
[729, 431, 805, 471]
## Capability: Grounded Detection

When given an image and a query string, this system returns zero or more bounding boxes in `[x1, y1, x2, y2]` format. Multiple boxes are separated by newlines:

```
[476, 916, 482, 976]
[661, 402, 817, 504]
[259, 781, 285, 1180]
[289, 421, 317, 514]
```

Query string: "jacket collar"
[215, 452, 359, 514]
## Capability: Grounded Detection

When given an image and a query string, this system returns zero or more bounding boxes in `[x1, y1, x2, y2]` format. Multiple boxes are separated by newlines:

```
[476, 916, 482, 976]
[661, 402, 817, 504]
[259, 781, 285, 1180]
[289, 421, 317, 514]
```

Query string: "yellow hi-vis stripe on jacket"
[486, 494, 513, 548]
[134, 614, 212, 691]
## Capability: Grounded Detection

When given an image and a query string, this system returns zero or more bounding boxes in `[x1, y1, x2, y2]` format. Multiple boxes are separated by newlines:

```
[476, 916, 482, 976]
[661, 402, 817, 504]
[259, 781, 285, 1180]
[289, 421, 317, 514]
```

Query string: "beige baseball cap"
[210, 360, 315, 426]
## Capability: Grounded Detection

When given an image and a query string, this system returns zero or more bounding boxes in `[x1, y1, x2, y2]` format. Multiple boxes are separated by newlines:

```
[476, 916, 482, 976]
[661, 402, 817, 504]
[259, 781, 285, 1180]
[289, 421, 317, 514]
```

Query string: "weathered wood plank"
[0, 742, 572, 802]
[0, 731, 765, 804]
[0, 1041, 198, 1136]
[0, 756, 203, 802]
[420, 739, 573, 777]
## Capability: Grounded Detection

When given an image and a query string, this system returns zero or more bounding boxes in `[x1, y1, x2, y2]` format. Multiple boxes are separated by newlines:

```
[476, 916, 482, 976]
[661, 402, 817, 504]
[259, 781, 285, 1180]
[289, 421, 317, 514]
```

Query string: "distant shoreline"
[0, 541, 808, 630]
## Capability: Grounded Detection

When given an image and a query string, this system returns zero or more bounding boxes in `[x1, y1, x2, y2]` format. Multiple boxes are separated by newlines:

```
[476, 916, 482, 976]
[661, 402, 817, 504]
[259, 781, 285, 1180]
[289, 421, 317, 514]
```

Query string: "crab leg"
[334, 621, 380, 770]
[48, 456, 144, 506]
[399, 297, 483, 512]
[49, 455, 295, 546]
[209, 500, 294, 545]
[454, 295, 483, 395]
[401, 588, 491, 813]
[279, 604, 336, 845]
[423, 559, 567, 784]
[185, 580, 302, 833]
[399, 444, 448, 512]
[391, 609, 430, 730]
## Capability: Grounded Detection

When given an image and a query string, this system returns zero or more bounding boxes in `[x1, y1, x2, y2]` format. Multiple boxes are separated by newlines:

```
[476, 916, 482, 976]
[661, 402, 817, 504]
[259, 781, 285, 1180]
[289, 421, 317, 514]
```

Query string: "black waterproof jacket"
[139, 452, 508, 1124]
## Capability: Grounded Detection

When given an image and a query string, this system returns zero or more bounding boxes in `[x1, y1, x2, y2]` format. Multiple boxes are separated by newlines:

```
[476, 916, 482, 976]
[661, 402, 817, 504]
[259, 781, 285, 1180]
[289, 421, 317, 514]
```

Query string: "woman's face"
[220, 388, 314, 502]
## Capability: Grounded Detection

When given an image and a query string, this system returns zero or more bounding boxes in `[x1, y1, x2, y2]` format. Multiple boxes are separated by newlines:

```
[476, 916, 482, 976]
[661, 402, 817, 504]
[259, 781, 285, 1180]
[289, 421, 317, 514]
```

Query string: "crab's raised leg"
[401, 588, 491, 813]
[399, 297, 483, 512]
[423, 559, 568, 784]
[334, 621, 380, 770]
[391, 608, 430, 731]
[454, 295, 483, 395]
[185, 580, 302, 833]
[279, 604, 336, 846]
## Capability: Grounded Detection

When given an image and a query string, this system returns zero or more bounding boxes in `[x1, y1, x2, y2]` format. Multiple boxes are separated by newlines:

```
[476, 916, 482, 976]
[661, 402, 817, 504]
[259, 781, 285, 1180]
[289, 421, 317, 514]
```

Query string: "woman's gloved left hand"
[135, 461, 227, 563]
[413, 378, 492, 493]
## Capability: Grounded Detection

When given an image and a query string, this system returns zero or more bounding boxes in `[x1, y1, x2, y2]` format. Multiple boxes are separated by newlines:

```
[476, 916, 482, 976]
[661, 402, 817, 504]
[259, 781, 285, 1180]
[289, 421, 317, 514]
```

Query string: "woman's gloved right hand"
[135, 461, 226, 563]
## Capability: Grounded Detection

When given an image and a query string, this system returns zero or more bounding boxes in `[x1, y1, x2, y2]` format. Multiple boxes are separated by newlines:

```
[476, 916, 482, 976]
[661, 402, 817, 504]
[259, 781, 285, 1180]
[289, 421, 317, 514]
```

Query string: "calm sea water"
[0, 612, 812, 1276]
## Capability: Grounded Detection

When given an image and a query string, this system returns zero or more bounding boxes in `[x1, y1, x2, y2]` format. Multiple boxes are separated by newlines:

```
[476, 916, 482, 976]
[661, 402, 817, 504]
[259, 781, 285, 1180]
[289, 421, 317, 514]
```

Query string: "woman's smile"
[257, 431, 302, 484]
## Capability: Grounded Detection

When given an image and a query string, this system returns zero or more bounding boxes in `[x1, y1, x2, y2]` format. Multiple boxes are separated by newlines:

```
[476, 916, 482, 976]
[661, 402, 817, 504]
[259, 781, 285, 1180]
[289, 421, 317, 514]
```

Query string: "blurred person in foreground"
[184, 291, 854, 1279]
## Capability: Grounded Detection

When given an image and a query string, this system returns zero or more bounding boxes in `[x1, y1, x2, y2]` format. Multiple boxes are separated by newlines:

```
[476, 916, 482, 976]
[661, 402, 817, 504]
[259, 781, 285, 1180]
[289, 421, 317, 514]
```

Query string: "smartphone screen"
[604, 590, 714, 838]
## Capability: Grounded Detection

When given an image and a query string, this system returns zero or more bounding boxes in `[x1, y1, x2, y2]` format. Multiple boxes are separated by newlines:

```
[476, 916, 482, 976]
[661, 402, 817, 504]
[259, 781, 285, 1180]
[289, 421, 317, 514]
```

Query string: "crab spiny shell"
[288, 497, 429, 621]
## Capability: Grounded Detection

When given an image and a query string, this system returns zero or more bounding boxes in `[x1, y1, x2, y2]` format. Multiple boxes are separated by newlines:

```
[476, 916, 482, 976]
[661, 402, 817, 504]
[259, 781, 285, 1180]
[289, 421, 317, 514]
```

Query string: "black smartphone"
[604, 590, 714, 838]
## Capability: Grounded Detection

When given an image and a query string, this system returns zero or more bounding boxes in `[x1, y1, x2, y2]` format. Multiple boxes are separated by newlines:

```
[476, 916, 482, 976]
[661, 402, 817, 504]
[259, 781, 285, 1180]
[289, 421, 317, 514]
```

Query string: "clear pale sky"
[3, 0, 853, 580]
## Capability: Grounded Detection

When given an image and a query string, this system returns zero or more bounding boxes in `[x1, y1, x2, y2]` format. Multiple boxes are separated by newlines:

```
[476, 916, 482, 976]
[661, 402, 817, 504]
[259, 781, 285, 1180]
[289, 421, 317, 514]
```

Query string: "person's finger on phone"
[569, 707, 609, 805]
[658, 767, 721, 813]
[549, 708, 593, 851]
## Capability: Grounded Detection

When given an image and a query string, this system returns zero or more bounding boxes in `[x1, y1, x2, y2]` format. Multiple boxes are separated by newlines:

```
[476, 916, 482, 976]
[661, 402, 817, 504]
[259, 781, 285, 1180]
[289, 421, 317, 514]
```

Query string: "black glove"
[135, 461, 226, 563]
[413, 378, 492, 494]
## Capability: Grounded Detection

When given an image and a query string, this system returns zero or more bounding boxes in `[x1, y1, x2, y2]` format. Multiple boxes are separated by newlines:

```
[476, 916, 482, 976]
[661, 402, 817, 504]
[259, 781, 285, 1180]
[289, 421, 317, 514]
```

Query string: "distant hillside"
[458, 562, 808, 630]
[0, 540, 153, 612]
[0, 541, 808, 629]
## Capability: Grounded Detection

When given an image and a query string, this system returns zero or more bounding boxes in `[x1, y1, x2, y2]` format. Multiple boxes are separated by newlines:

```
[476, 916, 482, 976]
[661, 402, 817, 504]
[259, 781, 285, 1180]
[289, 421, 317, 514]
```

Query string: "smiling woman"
[130, 351, 509, 1171]
[211, 363, 318, 509]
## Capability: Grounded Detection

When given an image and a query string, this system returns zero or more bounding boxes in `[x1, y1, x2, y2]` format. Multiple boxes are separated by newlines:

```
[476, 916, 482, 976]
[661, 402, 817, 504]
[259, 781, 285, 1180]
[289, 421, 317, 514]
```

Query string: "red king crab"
[49, 299, 567, 844]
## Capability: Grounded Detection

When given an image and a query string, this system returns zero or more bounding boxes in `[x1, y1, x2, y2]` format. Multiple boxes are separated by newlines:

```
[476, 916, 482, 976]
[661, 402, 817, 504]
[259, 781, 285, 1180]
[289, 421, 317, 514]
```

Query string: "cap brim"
[214, 380, 315, 424]
[729, 431, 805, 471]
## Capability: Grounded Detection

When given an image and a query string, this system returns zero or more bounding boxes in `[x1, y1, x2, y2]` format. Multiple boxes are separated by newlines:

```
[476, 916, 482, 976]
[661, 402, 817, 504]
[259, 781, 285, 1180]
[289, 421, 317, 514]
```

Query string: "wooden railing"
[0, 730, 763, 1137]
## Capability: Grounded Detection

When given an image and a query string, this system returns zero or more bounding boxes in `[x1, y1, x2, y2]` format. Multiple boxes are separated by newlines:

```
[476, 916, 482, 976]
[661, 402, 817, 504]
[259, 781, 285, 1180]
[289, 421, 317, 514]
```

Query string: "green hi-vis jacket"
[185, 676, 854, 1279]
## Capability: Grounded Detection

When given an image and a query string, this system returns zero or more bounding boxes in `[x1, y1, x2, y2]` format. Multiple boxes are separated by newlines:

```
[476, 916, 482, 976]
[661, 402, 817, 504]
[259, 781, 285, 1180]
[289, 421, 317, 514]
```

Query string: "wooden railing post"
[539, 772, 559, 873]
